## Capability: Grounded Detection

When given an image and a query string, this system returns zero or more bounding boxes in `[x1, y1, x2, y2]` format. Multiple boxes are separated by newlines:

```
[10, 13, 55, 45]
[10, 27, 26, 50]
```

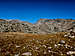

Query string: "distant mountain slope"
[0, 19, 75, 34]
[36, 19, 75, 34]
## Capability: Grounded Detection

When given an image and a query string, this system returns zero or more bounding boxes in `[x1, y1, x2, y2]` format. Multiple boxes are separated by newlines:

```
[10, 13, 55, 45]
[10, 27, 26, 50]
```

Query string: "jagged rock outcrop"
[0, 19, 75, 34]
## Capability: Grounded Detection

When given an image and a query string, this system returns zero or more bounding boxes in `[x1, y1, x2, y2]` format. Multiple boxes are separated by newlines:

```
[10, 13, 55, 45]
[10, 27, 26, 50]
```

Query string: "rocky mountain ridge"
[0, 19, 75, 34]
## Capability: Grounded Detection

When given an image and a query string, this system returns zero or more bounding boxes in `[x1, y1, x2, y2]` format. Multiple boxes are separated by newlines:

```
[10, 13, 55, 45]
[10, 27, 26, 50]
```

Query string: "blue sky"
[0, 0, 75, 23]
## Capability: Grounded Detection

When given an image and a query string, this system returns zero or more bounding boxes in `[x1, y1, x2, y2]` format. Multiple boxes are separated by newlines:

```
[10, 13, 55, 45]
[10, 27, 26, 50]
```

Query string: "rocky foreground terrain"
[0, 19, 75, 56]
[0, 31, 75, 56]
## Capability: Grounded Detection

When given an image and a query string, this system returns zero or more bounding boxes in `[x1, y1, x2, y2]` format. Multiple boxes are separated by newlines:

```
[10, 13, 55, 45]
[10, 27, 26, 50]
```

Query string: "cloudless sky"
[0, 0, 75, 23]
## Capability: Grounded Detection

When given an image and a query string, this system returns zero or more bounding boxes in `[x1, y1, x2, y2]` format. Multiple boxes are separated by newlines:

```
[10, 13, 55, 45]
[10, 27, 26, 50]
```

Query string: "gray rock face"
[36, 19, 75, 34]
[0, 19, 34, 33]
[0, 19, 75, 34]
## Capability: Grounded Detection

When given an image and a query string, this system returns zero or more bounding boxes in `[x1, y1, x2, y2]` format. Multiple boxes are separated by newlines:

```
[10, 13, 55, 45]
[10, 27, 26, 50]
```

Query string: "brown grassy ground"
[0, 32, 75, 56]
